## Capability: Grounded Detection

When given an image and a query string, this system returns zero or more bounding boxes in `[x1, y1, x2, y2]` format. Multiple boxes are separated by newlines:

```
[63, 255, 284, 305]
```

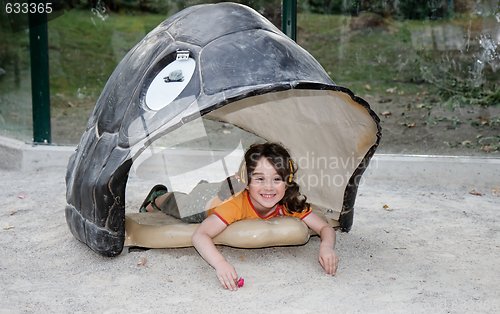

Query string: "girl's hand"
[192, 215, 239, 290]
[214, 260, 239, 291]
[302, 212, 339, 275]
[319, 245, 339, 275]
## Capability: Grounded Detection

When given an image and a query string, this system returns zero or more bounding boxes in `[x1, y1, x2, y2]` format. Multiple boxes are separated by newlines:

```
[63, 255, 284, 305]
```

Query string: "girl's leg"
[173, 181, 222, 223]
[145, 193, 170, 212]
[145, 177, 245, 223]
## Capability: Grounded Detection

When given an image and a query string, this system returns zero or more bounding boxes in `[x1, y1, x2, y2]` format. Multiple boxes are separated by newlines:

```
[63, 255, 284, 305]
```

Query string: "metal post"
[29, 9, 51, 144]
[447, 0, 454, 17]
[282, 0, 297, 41]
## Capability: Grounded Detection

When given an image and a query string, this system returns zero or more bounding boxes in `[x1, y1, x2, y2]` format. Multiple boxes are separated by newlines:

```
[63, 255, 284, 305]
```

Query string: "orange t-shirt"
[210, 190, 311, 225]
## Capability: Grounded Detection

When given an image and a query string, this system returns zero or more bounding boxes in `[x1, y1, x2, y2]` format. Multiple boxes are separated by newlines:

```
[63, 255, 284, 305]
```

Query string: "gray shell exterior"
[65, 2, 381, 256]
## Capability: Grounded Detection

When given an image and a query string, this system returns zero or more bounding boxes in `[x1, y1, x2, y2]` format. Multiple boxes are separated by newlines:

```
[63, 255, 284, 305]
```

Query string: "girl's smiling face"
[246, 157, 286, 215]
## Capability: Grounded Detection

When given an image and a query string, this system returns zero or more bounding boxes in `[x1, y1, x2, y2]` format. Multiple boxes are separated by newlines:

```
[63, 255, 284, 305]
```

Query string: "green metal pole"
[282, 0, 297, 41]
[29, 8, 51, 144]
[447, 0, 454, 18]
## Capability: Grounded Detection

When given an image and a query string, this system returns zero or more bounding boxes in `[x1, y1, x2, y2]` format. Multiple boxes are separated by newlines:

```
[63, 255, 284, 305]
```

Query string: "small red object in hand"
[237, 277, 244, 288]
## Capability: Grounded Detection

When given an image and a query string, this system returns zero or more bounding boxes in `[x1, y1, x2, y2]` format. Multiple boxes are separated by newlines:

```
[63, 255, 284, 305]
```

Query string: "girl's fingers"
[320, 255, 338, 275]
[219, 275, 238, 290]
[319, 256, 331, 274]
[220, 276, 230, 289]
[332, 256, 339, 275]
[219, 276, 229, 289]
[327, 258, 334, 275]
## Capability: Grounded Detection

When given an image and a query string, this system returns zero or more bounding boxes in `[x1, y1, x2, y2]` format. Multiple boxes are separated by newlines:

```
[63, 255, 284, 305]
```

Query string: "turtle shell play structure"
[65, 2, 381, 257]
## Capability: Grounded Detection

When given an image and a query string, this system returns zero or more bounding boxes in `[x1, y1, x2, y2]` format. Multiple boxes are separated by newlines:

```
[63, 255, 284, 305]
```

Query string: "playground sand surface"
[0, 164, 499, 313]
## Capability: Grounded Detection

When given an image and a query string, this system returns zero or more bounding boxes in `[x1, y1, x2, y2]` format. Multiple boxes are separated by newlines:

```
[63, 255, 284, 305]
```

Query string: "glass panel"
[48, 3, 166, 144]
[9, 0, 497, 156]
[47, 0, 281, 145]
[0, 9, 32, 141]
[297, 0, 499, 156]
[126, 116, 263, 214]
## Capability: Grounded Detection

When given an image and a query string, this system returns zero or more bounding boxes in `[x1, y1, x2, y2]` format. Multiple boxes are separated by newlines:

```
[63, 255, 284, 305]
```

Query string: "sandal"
[139, 184, 169, 213]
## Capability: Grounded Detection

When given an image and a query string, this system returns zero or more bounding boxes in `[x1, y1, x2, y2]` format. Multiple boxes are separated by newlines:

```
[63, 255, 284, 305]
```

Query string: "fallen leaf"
[461, 140, 472, 146]
[386, 87, 397, 93]
[481, 145, 495, 153]
[137, 256, 148, 267]
[364, 84, 372, 90]
[478, 116, 489, 125]
[378, 98, 392, 103]
[381, 111, 392, 117]
[406, 122, 416, 128]
[3, 224, 14, 230]
[383, 204, 392, 211]
[469, 189, 483, 196]
[491, 187, 500, 197]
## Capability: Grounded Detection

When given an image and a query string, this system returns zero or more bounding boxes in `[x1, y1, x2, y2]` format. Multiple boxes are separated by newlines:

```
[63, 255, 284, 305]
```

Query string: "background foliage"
[0, 0, 498, 151]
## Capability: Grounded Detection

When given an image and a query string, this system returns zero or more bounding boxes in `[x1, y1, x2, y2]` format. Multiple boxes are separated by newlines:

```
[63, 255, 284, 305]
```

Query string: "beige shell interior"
[125, 89, 378, 249]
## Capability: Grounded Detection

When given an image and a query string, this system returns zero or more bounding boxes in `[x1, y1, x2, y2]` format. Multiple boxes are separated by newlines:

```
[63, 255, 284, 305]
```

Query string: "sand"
[0, 162, 499, 313]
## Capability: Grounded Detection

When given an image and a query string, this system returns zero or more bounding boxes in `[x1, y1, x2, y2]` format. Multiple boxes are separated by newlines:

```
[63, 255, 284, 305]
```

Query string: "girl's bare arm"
[192, 215, 239, 290]
[303, 212, 339, 275]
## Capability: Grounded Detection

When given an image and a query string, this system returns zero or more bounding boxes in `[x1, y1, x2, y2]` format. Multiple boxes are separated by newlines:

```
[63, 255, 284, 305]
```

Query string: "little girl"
[192, 142, 339, 291]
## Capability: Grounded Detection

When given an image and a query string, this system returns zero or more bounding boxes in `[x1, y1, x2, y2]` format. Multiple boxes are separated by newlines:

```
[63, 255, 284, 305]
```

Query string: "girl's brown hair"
[244, 142, 309, 213]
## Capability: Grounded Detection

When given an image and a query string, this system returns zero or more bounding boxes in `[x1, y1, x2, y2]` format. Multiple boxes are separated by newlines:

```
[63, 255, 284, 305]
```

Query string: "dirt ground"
[3, 65, 499, 313]
[0, 165, 498, 313]
[365, 93, 500, 156]
[2, 92, 500, 312]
